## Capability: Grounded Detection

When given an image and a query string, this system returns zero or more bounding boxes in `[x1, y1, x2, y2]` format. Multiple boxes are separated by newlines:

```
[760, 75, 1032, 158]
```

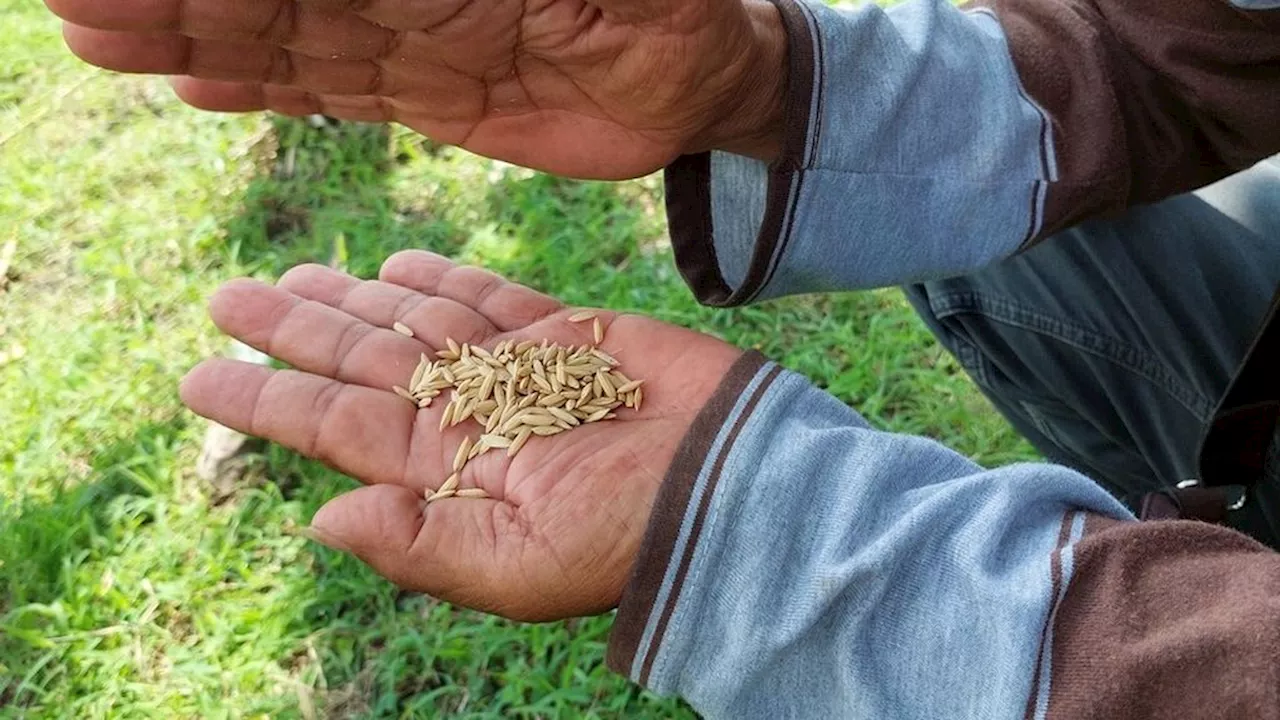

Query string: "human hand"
[180, 251, 743, 621]
[45, 0, 788, 177]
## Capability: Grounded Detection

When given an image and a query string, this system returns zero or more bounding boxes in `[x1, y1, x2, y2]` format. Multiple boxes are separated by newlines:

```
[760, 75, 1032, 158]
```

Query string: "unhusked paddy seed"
[405, 318, 643, 504]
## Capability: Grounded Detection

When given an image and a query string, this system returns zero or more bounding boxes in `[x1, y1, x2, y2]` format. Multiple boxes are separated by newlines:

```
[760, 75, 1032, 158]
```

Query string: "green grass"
[0, 2, 1037, 717]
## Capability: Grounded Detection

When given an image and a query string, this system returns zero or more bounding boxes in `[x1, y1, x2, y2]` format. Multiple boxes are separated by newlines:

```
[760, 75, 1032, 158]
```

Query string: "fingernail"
[301, 526, 350, 553]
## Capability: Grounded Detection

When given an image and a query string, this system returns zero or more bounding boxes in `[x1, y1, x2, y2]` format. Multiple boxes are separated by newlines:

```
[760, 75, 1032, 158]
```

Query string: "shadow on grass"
[217, 117, 464, 281]
[0, 417, 187, 705]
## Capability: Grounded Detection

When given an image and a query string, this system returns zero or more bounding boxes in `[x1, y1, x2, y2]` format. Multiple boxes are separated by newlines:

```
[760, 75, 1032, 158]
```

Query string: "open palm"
[180, 252, 742, 620]
[46, 0, 782, 178]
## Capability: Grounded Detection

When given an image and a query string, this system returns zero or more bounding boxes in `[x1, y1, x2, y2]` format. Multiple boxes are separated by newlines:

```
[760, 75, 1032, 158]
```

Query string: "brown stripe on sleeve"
[666, 0, 818, 307]
[607, 351, 769, 676]
[1042, 519, 1280, 720]
[966, 0, 1280, 243]
[1021, 513, 1080, 720]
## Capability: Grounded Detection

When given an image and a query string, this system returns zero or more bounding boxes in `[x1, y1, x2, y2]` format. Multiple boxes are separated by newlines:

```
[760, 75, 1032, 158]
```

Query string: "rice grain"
[453, 437, 472, 473]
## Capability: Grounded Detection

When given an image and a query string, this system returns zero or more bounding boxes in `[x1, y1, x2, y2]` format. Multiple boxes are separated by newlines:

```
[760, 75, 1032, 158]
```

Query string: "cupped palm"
[180, 251, 741, 620]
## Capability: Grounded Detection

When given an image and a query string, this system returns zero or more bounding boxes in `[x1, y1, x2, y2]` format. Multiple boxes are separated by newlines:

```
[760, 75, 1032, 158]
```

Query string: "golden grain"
[531, 373, 554, 394]
[568, 311, 597, 323]
[615, 379, 643, 395]
[596, 370, 616, 399]
[509, 427, 532, 457]
[497, 398, 519, 422]
[517, 412, 557, 427]
[453, 437, 472, 472]
[478, 370, 497, 402]
[593, 318, 604, 344]
[393, 322, 415, 337]
[480, 434, 512, 449]
[547, 406, 579, 426]
[428, 488, 457, 502]
[451, 398, 474, 426]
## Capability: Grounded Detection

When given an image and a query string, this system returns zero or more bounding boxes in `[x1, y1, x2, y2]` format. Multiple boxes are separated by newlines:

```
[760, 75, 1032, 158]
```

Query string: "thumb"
[306, 484, 507, 609]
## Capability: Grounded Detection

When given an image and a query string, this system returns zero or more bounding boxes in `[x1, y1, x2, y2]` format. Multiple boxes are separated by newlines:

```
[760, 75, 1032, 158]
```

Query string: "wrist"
[694, 1, 789, 163]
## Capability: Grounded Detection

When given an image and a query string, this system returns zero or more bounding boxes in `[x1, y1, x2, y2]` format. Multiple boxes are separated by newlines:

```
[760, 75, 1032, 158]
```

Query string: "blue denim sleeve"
[666, 0, 1280, 306]
[606, 353, 1135, 719]
[667, 0, 1057, 305]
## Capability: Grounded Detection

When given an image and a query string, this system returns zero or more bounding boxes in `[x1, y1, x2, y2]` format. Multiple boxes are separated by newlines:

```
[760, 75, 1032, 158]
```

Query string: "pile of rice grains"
[389, 312, 644, 504]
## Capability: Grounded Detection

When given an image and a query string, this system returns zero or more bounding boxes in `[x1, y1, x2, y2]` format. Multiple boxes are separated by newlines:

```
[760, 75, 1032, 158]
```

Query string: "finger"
[276, 264, 498, 350]
[61, 25, 400, 97]
[309, 484, 526, 615]
[380, 251, 563, 332]
[49, 0, 399, 62]
[46, 0, 504, 39]
[180, 358, 422, 488]
[172, 78, 410, 123]
[169, 78, 276, 114]
[208, 278, 424, 391]
[172, 78, 399, 122]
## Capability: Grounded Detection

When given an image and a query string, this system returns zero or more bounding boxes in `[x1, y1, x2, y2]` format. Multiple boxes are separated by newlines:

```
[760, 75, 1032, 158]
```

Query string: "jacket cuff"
[667, 0, 1057, 306]
[606, 350, 780, 684]
[665, 0, 818, 307]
